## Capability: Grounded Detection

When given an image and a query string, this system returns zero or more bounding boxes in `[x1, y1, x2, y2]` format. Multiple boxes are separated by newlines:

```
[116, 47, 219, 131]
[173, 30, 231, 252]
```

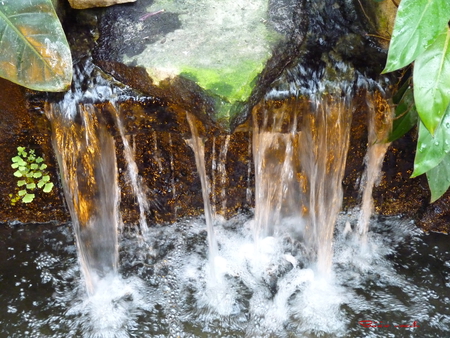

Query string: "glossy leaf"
[383, 0, 450, 72]
[412, 106, 450, 177]
[392, 77, 411, 104]
[388, 87, 418, 142]
[427, 152, 450, 202]
[0, 0, 72, 91]
[414, 28, 450, 134]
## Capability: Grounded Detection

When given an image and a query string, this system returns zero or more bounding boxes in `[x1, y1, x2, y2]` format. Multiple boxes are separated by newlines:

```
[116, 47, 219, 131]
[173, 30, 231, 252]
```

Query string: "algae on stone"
[123, 0, 282, 122]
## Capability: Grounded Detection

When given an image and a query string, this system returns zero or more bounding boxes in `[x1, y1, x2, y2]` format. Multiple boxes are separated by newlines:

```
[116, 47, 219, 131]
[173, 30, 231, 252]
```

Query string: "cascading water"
[357, 91, 393, 245]
[252, 72, 353, 276]
[43, 60, 152, 337]
[113, 105, 150, 235]
[185, 112, 218, 262]
[4, 1, 450, 337]
[46, 102, 120, 295]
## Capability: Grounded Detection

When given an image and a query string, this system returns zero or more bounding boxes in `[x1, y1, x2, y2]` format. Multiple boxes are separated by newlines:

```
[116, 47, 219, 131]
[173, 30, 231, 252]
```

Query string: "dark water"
[0, 213, 449, 338]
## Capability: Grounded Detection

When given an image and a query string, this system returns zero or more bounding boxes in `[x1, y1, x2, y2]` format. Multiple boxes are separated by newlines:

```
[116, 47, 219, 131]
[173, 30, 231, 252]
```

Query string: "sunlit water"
[1, 212, 449, 337]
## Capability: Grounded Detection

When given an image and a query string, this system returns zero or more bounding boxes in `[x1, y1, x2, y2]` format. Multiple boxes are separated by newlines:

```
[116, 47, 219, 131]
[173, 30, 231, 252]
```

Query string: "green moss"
[180, 59, 264, 104]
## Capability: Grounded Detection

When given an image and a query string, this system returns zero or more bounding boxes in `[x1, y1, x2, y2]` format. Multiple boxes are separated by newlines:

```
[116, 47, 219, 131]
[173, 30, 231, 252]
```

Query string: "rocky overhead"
[67, 0, 136, 10]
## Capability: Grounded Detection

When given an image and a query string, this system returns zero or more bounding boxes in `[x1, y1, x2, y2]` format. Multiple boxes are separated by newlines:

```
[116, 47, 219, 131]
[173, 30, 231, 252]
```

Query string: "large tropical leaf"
[0, 0, 72, 91]
[413, 28, 450, 134]
[383, 0, 450, 73]
[426, 152, 450, 202]
[412, 105, 450, 178]
[388, 86, 418, 143]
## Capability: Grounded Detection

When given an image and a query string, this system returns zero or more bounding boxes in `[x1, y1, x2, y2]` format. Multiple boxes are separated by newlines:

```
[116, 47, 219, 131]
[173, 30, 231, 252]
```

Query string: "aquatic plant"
[384, 0, 450, 202]
[10, 146, 54, 205]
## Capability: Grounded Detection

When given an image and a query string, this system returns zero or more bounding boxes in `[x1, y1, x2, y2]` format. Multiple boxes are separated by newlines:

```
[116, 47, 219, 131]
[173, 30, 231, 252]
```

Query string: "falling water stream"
[2, 2, 450, 336]
[357, 92, 393, 245]
[113, 106, 150, 235]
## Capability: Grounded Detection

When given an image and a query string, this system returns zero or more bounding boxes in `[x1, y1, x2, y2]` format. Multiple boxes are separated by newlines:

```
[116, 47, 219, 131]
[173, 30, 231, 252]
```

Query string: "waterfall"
[113, 105, 150, 235]
[46, 102, 120, 295]
[185, 112, 218, 260]
[357, 92, 393, 244]
[219, 135, 231, 216]
[252, 94, 352, 275]
[301, 96, 352, 275]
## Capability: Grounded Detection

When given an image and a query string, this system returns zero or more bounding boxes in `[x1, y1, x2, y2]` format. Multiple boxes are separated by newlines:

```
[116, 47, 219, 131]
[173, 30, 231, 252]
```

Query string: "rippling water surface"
[1, 212, 449, 337]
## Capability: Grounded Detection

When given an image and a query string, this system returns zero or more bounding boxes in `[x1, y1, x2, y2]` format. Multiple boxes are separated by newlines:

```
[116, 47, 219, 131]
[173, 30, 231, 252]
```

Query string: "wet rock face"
[1, 0, 449, 233]
[0, 78, 68, 225]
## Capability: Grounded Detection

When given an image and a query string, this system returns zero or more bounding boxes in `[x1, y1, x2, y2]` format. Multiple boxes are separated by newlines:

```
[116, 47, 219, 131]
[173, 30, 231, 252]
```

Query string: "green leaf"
[12, 156, 26, 166]
[13, 170, 23, 177]
[41, 175, 50, 183]
[37, 180, 44, 189]
[427, 152, 450, 202]
[11, 162, 19, 169]
[0, 0, 72, 91]
[18, 166, 27, 172]
[18, 189, 26, 196]
[26, 182, 36, 190]
[17, 180, 26, 187]
[22, 193, 35, 203]
[413, 28, 450, 134]
[392, 77, 411, 104]
[33, 172, 42, 178]
[412, 108, 450, 177]
[25, 172, 33, 178]
[36, 157, 43, 163]
[30, 163, 39, 170]
[383, 0, 450, 73]
[39, 163, 48, 170]
[43, 182, 53, 193]
[388, 87, 418, 142]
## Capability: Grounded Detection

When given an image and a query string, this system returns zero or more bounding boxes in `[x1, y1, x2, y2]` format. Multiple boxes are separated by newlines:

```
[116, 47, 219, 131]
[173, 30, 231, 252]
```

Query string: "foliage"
[384, 0, 450, 202]
[0, 0, 72, 91]
[10, 147, 54, 205]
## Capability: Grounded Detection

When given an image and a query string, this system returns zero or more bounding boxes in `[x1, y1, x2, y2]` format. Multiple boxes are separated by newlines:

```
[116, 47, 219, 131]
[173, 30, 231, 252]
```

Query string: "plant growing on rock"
[10, 147, 54, 205]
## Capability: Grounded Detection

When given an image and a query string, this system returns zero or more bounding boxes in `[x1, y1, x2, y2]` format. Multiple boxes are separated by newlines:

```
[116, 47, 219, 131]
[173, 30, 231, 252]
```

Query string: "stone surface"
[68, 0, 136, 10]
[93, 0, 302, 126]
[0, 78, 68, 225]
